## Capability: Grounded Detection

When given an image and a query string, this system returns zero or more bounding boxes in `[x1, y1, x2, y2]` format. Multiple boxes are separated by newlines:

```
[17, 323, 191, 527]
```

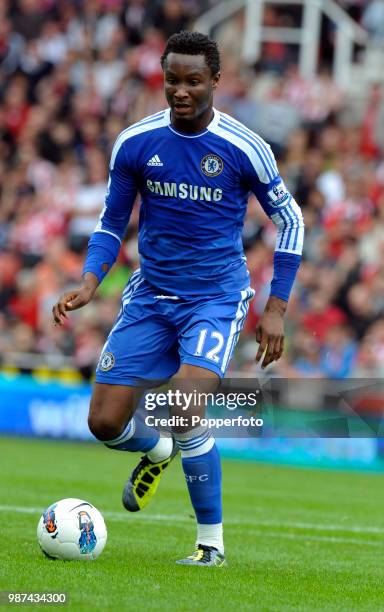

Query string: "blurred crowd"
[0, 0, 384, 381]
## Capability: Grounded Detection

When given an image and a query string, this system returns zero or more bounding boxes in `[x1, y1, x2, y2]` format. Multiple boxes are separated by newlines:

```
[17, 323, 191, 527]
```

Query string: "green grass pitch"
[0, 437, 383, 611]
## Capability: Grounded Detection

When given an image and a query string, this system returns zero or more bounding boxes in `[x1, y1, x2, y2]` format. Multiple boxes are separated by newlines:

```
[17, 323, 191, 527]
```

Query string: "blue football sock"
[104, 414, 159, 453]
[175, 429, 222, 525]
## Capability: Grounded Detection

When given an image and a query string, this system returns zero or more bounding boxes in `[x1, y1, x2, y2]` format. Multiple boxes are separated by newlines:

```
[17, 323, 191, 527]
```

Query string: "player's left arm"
[244, 151, 305, 369]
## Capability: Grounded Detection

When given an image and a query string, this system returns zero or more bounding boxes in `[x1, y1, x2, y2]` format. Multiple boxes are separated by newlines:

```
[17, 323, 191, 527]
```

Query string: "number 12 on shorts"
[194, 328, 224, 363]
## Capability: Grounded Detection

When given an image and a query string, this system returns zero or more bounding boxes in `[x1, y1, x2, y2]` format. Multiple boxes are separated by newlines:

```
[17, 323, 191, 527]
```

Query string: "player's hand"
[52, 273, 99, 326]
[255, 296, 286, 369]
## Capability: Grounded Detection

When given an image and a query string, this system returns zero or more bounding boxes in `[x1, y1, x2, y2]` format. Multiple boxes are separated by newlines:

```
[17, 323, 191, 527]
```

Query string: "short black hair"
[160, 31, 220, 75]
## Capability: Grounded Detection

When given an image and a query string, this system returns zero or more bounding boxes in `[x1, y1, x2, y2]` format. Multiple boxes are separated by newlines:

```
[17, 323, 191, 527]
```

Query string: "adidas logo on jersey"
[147, 154, 163, 166]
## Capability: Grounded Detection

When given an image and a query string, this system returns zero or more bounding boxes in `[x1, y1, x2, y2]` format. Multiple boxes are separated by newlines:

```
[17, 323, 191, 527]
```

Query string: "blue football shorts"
[95, 269, 255, 386]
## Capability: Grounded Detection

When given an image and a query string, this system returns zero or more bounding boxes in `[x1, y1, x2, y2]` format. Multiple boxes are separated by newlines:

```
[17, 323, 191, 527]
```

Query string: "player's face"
[163, 53, 220, 126]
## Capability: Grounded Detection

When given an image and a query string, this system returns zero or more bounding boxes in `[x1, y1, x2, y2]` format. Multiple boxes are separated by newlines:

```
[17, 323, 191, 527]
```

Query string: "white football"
[37, 498, 107, 560]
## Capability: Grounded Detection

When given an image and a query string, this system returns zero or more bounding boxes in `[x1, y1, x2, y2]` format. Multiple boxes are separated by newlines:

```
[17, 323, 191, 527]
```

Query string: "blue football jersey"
[87, 108, 304, 297]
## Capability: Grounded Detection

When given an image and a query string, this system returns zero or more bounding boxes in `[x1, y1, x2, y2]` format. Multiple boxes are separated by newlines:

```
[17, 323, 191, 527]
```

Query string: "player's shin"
[174, 427, 224, 554]
[104, 414, 173, 461]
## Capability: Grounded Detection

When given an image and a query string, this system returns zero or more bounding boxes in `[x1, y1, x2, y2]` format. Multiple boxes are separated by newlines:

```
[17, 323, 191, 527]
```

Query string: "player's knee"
[88, 412, 122, 442]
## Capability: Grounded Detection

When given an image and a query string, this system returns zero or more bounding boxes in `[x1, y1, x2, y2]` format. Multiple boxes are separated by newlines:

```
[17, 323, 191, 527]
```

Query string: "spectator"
[92, 44, 126, 100]
[319, 325, 357, 378]
[153, 0, 191, 39]
[12, 0, 45, 41]
[68, 150, 108, 252]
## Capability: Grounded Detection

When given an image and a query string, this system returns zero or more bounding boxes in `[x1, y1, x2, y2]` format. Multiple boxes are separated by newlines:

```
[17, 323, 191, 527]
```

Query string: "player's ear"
[212, 71, 221, 89]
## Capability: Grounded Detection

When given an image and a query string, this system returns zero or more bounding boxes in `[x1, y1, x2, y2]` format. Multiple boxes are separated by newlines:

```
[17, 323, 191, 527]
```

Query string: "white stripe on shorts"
[98, 270, 143, 361]
[122, 269, 142, 299]
[221, 288, 254, 373]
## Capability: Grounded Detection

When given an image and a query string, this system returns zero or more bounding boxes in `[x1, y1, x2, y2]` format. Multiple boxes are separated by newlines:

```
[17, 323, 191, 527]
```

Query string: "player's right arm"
[52, 139, 138, 325]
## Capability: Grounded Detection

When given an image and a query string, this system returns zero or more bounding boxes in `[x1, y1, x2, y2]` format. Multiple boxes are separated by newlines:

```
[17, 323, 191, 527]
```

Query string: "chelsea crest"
[99, 352, 115, 371]
[201, 154, 224, 177]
